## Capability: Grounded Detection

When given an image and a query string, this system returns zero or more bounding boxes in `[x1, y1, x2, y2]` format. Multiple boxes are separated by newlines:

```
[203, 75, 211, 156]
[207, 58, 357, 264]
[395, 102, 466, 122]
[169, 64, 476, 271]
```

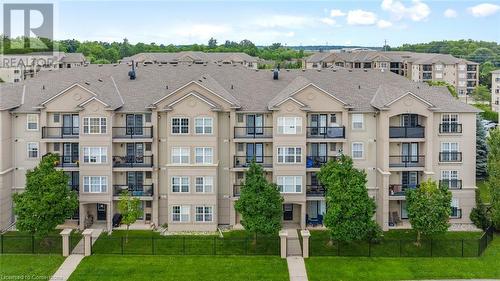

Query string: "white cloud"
[330, 9, 346, 17]
[377, 19, 393, 28]
[320, 17, 336, 26]
[443, 8, 458, 18]
[347, 10, 378, 25]
[381, 0, 431, 21]
[467, 3, 500, 17]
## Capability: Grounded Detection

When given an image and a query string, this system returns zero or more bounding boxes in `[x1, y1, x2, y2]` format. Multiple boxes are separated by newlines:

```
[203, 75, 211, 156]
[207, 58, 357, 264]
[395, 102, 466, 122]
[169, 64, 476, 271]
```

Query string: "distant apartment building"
[0, 52, 86, 83]
[0, 62, 479, 232]
[304, 51, 479, 99]
[120, 51, 259, 69]
[492, 69, 500, 122]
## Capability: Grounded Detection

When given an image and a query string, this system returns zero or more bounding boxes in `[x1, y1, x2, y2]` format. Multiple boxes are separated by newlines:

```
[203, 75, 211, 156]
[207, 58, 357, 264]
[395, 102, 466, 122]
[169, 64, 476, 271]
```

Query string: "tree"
[317, 155, 380, 242]
[234, 162, 283, 241]
[13, 153, 78, 238]
[477, 115, 489, 180]
[487, 128, 500, 228]
[117, 191, 141, 243]
[472, 85, 492, 105]
[208, 37, 218, 49]
[426, 80, 458, 99]
[406, 179, 451, 245]
[479, 61, 498, 88]
[470, 189, 491, 230]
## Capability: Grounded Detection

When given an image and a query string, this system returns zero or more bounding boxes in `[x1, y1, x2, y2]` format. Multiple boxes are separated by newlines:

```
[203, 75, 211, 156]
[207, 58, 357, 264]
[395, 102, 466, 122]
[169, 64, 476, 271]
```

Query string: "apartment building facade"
[304, 51, 479, 99]
[491, 69, 500, 122]
[0, 62, 479, 232]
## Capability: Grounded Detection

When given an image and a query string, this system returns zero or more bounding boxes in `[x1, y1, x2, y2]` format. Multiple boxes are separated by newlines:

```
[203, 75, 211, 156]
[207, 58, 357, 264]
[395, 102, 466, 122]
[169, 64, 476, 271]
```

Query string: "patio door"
[402, 171, 418, 188]
[246, 114, 263, 136]
[401, 142, 418, 162]
[310, 143, 327, 166]
[246, 143, 263, 163]
[96, 204, 107, 221]
[401, 201, 408, 219]
[126, 114, 143, 136]
[310, 114, 327, 136]
[63, 143, 79, 164]
[401, 114, 418, 127]
[127, 143, 144, 163]
[283, 204, 293, 221]
[127, 172, 144, 192]
[62, 114, 79, 136]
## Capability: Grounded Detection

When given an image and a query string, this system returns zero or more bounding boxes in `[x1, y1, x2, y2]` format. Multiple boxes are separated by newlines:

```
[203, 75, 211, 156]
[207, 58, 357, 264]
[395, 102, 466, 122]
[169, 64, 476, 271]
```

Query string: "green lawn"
[68, 255, 288, 281]
[1, 230, 82, 254]
[309, 229, 483, 257]
[91, 230, 279, 256]
[306, 233, 500, 281]
[0, 255, 65, 279]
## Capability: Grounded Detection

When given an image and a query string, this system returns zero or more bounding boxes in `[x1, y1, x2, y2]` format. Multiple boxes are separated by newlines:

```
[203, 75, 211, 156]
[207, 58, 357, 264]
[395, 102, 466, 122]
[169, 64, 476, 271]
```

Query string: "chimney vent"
[273, 69, 279, 80]
[128, 60, 136, 80]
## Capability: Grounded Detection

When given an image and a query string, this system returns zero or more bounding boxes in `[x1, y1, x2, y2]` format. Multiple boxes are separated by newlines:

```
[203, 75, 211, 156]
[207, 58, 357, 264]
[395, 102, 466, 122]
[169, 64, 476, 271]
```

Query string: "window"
[458, 64, 466, 71]
[435, 64, 443, 71]
[441, 142, 459, 152]
[53, 114, 60, 123]
[277, 147, 302, 163]
[26, 114, 38, 131]
[195, 177, 213, 193]
[83, 147, 107, 164]
[435, 73, 443, 79]
[277, 176, 302, 193]
[144, 113, 152, 123]
[171, 147, 190, 164]
[451, 198, 460, 218]
[27, 142, 39, 158]
[195, 206, 213, 222]
[352, 142, 364, 159]
[352, 114, 364, 129]
[83, 176, 107, 193]
[171, 177, 189, 193]
[330, 114, 337, 124]
[195, 147, 213, 164]
[441, 142, 460, 161]
[237, 114, 244, 123]
[83, 117, 106, 134]
[53, 143, 60, 151]
[441, 170, 460, 189]
[172, 117, 189, 134]
[277, 117, 302, 134]
[195, 117, 213, 134]
[441, 114, 460, 133]
[145, 171, 152, 179]
[172, 205, 190, 222]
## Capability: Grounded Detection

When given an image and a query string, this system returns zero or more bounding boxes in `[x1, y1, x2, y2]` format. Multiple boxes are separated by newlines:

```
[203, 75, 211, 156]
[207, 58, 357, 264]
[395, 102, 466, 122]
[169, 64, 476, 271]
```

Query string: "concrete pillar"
[82, 229, 93, 256]
[300, 229, 310, 258]
[60, 229, 72, 257]
[279, 230, 288, 258]
[107, 202, 112, 232]
[300, 203, 306, 230]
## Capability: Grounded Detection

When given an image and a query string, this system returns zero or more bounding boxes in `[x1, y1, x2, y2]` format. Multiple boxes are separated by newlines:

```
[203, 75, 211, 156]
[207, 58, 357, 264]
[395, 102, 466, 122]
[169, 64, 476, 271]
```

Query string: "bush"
[470, 190, 491, 230]
[474, 103, 499, 122]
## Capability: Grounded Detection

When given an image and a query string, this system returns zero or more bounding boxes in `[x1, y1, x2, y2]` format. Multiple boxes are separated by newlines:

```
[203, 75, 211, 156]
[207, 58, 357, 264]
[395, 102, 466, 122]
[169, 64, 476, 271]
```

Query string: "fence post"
[300, 230, 310, 258]
[430, 239, 433, 257]
[183, 237, 186, 255]
[461, 239, 464, 257]
[60, 229, 72, 257]
[368, 240, 371, 257]
[337, 240, 340, 256]
[399, 239, 402, 257]
[279, 230, 287, 259]
[245, 237, 248, 255]
[121, 237, 124, 255]
[82, 229, 93, 256]
[32, 236, 35, 253]
[213, 237, 216, 255]
[152, 237, 155, 255]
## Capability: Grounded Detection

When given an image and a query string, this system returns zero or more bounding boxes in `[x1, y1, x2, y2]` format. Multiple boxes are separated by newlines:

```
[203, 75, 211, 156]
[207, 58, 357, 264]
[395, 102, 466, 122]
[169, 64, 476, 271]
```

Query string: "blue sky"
[8, 0, 500, 46]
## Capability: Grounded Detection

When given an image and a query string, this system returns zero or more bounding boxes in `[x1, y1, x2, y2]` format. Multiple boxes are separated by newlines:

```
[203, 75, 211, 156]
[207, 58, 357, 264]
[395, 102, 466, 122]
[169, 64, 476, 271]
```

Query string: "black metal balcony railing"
[306, 156, 339, 168]
[69, 184, 79, 193]
[42, 127, 79, 139]
[451, 208, 462, 219]
[54, 155, 79, 167]
[233, 156, 273, 168]
[234, 127, 273, 138]
[389, 126, 425, 138]
[233, 185, 242, 197]
[306, 185, 326, 196]
[439, 123, 462, 134]
[389, 155, 425, 168]
[112, 155, 153, 167]
[306, 126, 345, 138]
[113, 184, 154, 196]
[439, 152, 462, 162]
[112, 126, 153, 139]
[439, 179, 463, 190]
[389, 184, 419, 196]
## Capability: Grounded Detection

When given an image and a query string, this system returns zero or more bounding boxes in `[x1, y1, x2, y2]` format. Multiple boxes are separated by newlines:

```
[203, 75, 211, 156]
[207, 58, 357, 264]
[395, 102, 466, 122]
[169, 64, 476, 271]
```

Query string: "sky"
[4, 0, 500, 47]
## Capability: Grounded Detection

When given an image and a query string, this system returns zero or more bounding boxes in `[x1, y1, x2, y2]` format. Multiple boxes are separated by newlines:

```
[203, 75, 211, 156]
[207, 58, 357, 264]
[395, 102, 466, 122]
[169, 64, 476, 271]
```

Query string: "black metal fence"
[310, 227, 495, 257]
[91, 236, 280, 256]
[0, 235, 62, 254]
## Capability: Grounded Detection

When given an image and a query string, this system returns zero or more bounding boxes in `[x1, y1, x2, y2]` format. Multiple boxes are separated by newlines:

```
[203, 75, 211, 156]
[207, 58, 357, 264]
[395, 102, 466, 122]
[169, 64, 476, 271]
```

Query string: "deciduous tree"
[117, 192, 141, 243]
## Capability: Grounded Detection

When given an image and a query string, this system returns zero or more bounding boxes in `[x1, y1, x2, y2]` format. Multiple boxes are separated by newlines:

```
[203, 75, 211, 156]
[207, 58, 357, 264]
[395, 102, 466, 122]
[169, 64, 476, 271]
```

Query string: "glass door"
[246, 114, 263, 136]
[246, 143, 263, 163]
[126, 114, 143, 136]
[63, 143, 79, 164]
[402, 143, 418, 163]
[63, 114, 79, 136]
[401, 114, 418, 127]
[127, 143, 144, 164]
[310, 114, 327, 136]
[127, 172, 144, 194]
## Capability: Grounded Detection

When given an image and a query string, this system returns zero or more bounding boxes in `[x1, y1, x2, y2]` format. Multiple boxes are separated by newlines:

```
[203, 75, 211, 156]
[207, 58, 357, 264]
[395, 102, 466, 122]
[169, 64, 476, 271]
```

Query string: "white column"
[82, 229, 93, 256]
[279, 230, 288, 258]
[60, 229, 72, 257]
[300, 229, 310, 258]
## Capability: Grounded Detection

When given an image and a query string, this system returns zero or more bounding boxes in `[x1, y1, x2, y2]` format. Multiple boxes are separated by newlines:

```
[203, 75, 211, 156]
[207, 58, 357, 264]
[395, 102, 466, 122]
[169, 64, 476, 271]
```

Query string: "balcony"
[42, 127, 79, 139]
[113, 184, 154, 196]
[306, 127, 345, 139]
[439, 123, 462, 134]
[389, 155, 425, 168]
[69, 184, 79, 193]
[112, 127, 153, 139]
[112, 155, 153, 168]
[451, 208, 462, 219]
[439, 152, 462, 162]
[306, 156, 339, 168]
[233, 185, 242, 197]
[389, 126, 425, 138]
[234, 127, 273, 139]
[54, 155, 79, 167]
[233, 156, 273, 168]
[439, 179, 463, 189]
[389, 184, 418, 196]
[306, 185, 326, 197]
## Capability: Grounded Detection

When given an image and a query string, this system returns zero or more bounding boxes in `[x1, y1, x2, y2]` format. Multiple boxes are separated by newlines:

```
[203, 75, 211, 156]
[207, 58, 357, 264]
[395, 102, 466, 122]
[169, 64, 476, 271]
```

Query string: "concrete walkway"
[285, 228, 309, 281]
[50, 229, 102, 281]
[286, 229, 302, 256]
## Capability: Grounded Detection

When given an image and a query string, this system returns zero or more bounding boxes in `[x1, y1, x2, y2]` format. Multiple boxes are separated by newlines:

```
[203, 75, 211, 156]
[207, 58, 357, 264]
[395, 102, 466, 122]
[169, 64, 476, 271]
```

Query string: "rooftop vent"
[85, 82, 90, 85]
[273, 69, 279, 80]
[128, 60, 136, 80]
[98, 78, 103, 82]
[231, 84, 234, 89]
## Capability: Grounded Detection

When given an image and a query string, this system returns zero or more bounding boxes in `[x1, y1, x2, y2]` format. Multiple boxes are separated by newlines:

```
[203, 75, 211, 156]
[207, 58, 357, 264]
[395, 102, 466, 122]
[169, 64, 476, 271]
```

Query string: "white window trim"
[441, 142, 459, 152]
[195, 205, 213, 222]
[441, 113, 459, 123]
[171, 205, 190, 222]
[351, 142, 364, 159]
[277, 147, 302, 164]
[277, 117, 302, 135]
[277, 176, 302, 193]
[351, 114, 364, 130]
[27, 142, 39, 159]
[171, 176, 190, 193]
[171, 117, 190, 135]
[26, 114, 39, 131]
[83, 117, 107, 134]
[83, 176, 108, 193]
[195, 176, 214, 193]
[171, 147, 190, 164]
[83, 147, 107, 164]
[194, 117, 213, 135]
[195, 147, 213, 164]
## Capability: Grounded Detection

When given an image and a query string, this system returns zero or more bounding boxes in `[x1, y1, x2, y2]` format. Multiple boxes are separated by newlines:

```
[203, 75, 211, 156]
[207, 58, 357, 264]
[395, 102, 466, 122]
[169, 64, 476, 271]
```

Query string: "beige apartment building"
[491, 69, 500, 122]
[0, 61, 479, 232]
[304, 51, 479, 99]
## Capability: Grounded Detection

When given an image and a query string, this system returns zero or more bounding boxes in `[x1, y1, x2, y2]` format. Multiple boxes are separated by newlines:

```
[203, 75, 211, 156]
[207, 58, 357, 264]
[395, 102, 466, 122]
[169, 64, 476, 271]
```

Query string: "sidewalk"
[285, 228, 309, 281]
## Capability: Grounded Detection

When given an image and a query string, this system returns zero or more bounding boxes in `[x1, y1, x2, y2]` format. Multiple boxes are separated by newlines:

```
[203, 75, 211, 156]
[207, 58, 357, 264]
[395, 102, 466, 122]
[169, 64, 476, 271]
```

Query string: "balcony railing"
[112, 126, 153, 139]
[306, 156, 339, 168]
[233, 156, 273, 168]
[439, 179, 463, 189]
[439, 123, 462, 134]
[233, 185, 242, 197]
[389, 126, 425, 138]
[389, 155, 425, 168]
[306, 185, 326, 196]
[69, 184, 79, 192]
[54, 155, 79, 167]
[234, 127, 273, 138]
[306, 126, 345, 138]
[389, 184, 419, 196]
[112, 155, 153, 167]
[451, 208, 462, 219]
[113, 184, 154, 196]
[439, 152, 462, 162]
[42, 127, 79, 139]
